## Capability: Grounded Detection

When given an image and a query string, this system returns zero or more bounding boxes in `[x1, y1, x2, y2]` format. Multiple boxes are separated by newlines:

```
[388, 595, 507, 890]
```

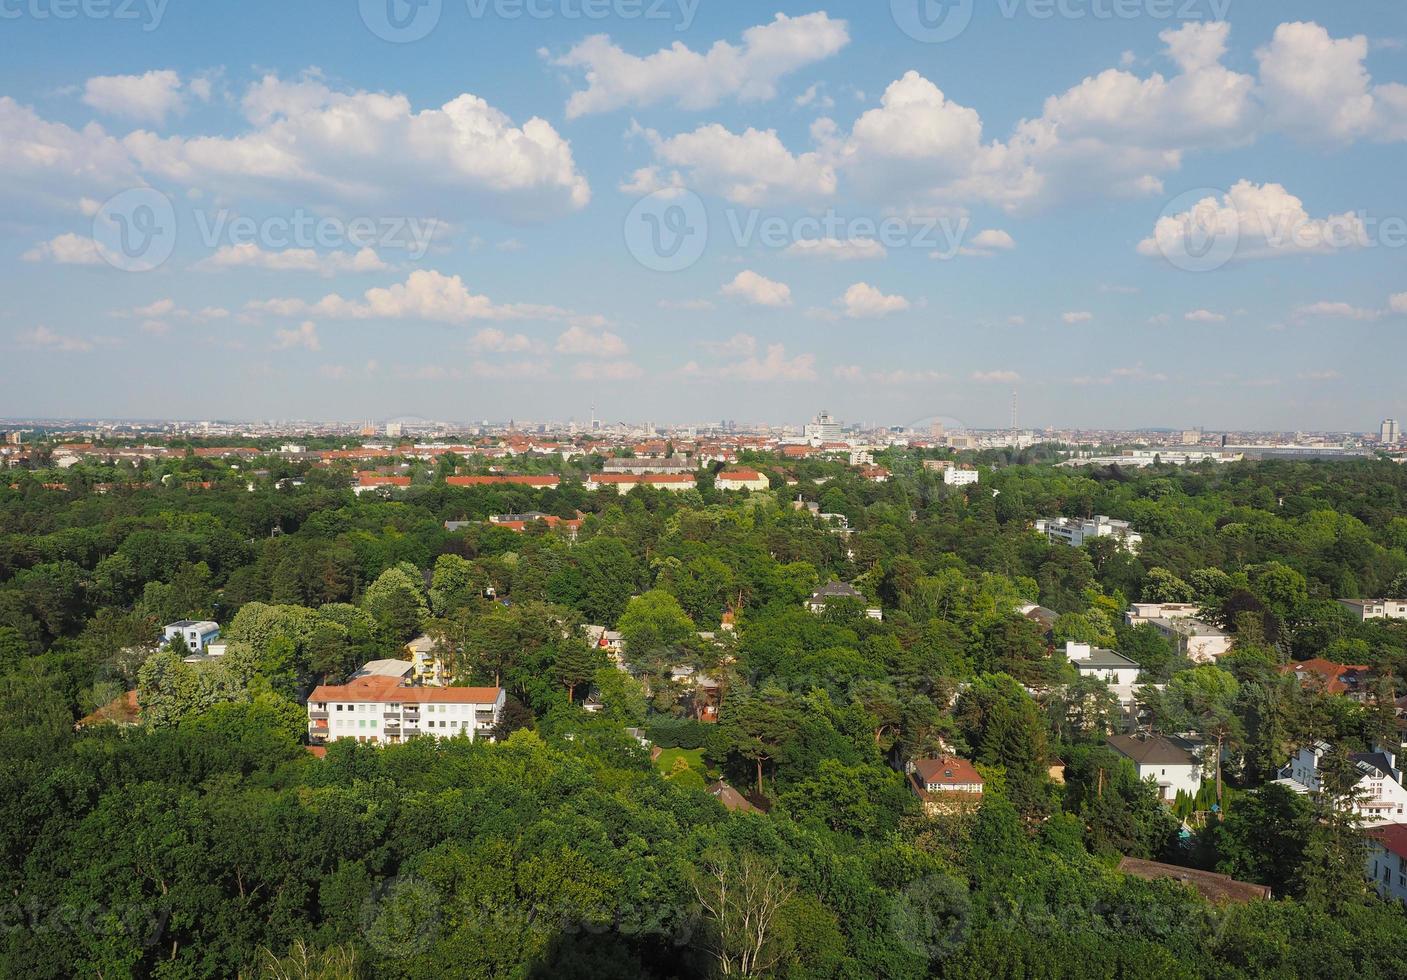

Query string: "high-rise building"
[804, 411, 843, 443]
[1380, 419, 1399, 445]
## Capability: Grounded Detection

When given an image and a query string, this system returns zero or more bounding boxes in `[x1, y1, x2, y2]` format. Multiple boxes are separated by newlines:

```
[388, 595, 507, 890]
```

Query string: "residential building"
[405, 635, 446, 685]
[714, 468, 770, 492]
[445, 475, 560, 488]
[1065, 641, 1141, 687]
[709, 780, 762, 814]
[944, 464, 979, 486]
[1125, 602, 1204, 625]
[1337, 598, 1407, 622]
[585, 473, 697, 494]
[487, 511, 583, 536]
[307, 674, 504, 745]
[908, 756, 985, 815]
[804, 411, 843, 444]
[351, 659, 414, 681]
[1035, 515, 1142, 552]
[858, 465, 890, 483]
[1275, 742, 1407, 825]
[1279, 658, 1372, 699]
[602, 456, 695, 476]
[1016, 602, 1059, 636]
[1382, 419, 1400, 445]
[163, 620, 220, 654]
[1107, 733, 1203, 801]
[1146, 616, 1232, 663]
[806, 582, 882, 620]
[1366, 824, 1407, 908]
[354, 472, 411, 494]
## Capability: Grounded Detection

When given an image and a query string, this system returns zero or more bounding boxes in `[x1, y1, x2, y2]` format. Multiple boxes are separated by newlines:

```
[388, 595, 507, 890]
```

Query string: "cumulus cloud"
[273, 320, 320, 351]
[784, 237, 886, 261]
[721, 270, 792, 307]
[635, 121, 835, 206]
[1185, 309, 1226, 322]
[552, 12, 849, 118]
[468, 328, 536, 353]
[23, 233, 105, 265]
[195, 242, 388, 276]
[1062, 311, 1094, 325]
[681, 338, 816, 382]
[19, 326, 108, 352]
[1293, 301, 1383, 321]
[82, 70, 202, 124]
[838, 282, 910, 319]
[249, 270, 601, 325]
[556, 325, 629, 357]
[1138, 180, 1370, 262]
[971, 370, 1021, 383]
[957, 228, 1016, 257]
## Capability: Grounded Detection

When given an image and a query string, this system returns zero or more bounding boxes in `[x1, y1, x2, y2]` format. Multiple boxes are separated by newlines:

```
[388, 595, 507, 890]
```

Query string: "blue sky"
[2, 0, 1404, 429]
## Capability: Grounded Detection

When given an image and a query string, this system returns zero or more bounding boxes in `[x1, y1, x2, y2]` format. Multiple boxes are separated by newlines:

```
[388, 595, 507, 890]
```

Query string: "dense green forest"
[4, 447, 1407, 977]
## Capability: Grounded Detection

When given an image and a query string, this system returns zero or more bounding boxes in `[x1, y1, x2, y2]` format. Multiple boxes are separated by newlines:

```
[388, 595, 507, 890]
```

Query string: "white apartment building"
[1367, 825, 1407, 908]
[163, 620, 221, 654]
[714, 469, 770, 492]
[944, 465, 979, 486]
[1124, 605, 1232, 663]
[1337, 599, 1407, 622]
[1274, 742, 1407, 826]
[1036, 515, 1143, 553]
[804, 411, 843, 444]
[308, 674, 504, 746]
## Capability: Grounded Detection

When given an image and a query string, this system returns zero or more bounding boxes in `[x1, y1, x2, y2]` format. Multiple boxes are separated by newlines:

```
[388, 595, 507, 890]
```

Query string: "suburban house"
[354, 472, 411, 494]
[1366, 824, 1407, 908]
[1035, 515, 1142, 553]
[926, 460, 980, 485]
[1107, 733, 1203, 801]
[1065, 641, 1141, 686]
[1338, 598, 1407, 622]
[1274, 741, 1407, 825]
[709, 780, 762, 814]
[307, 674, 504, 745]
[1279, 658, 1372, 700]
[858, 466, 890, 483]
[585, 473, 697, 494]
[76, 689, 141, 729]
[163, 620, 221, 654]
[908, 756, 985, 815]
[1125, 602, 1204, 625]
[806, 582, 883, 620]
[714, 468, 770, 492]
[404, 635, 446, 686]
[1016, 602, 1059, 636]
[487, 511, 583, 536]
[602, 456, 695, 476]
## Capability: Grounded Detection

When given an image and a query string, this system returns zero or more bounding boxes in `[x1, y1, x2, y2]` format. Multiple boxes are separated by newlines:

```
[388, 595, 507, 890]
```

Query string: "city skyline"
[3, 2, 1405, 427]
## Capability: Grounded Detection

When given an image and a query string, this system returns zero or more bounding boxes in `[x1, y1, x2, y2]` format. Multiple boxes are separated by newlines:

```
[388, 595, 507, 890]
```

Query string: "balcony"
[309, 709, 328, 720]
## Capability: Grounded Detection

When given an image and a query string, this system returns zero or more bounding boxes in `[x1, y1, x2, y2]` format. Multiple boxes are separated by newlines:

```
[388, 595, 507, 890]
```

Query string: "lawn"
[655, 747, 709, 791]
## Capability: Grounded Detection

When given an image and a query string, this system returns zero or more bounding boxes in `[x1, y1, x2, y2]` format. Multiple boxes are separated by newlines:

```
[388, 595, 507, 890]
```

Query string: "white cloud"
[638, 121, 836, 206]
[195, 242, 388, 276]
[468, 328, 536, 353]
[839, 282, 910, 319]
[971, 370, 1021, 383]
[273, 320, 320, 351]
[784, 237, 886, 261]
[956, 228, 1016, 257]
[18, 326, 96, 353]
[1137, 180, 1370, 262]
[1062, 311, 1094, 325]
[22, 233, 104, 265]
[721, 270, 792, 307]
[794, 83, 834, 110]
[555, 325, 629, 357]
[700, 333, 758, 357]
[1391, 293, 1407, 315]
[681, 341, 816, 382]
[1185, 309, 1226, 322]
[122, 74, 590, 220]
[250, 270, 599, 325]
[82, 70, 195, 124]
[1293, 301, 1383, 321]
[553, 12, 849, 118]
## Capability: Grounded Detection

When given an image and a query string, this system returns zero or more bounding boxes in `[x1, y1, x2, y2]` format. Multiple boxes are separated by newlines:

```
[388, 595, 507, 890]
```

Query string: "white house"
[585, 473, 697, 494]
[1366, 824, 1407, 908]
[714, 468, 770, 492]
[307, 674, 504, 745]
[1338, 599, 1407, 622]
[1274, 742, 1407, 826]
[1151, 617, 1232, 663]
[1107, 733, 1204, 801]
[1036, 515, 1142, 553]
[1065, 641, 1147, 718]
[1125, 602, 1204, 625]
[806, 582, 882, 620]
[163, 620, 220, 654]
[405, 635, 447, 686]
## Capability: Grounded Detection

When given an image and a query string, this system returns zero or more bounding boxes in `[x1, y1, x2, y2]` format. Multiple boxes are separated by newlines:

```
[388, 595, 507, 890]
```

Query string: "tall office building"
[805, 411, 843, 443]
[1381, 419, 1400, 445]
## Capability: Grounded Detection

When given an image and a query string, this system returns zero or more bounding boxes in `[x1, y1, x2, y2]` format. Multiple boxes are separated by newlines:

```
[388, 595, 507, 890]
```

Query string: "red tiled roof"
[446, 475, 560, 487]
[1279, 658, 1370, 695]
[1370, 823, 1407, 860]
[717, 469, 764, 481]
[358, 473, 411, 487]
[911, 756, 984, 789]
[590, 473, 695, 484]
[308, 674, 502, 704]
